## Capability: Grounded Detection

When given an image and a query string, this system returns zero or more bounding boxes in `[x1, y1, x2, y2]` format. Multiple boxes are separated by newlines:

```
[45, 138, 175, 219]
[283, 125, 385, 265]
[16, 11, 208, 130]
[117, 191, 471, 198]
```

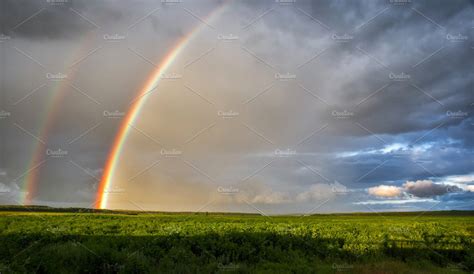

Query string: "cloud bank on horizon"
[0, 0, 472, 214]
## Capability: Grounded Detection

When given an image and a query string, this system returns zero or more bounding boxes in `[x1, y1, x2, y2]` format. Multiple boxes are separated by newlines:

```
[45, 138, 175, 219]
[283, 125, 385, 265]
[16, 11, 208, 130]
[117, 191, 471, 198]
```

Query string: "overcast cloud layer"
[0, 0, 472, 214]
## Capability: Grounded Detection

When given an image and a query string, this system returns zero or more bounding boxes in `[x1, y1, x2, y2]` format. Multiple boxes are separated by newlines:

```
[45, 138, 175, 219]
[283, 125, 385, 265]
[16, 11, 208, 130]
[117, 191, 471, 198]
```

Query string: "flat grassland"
[0, 207, 473, 273]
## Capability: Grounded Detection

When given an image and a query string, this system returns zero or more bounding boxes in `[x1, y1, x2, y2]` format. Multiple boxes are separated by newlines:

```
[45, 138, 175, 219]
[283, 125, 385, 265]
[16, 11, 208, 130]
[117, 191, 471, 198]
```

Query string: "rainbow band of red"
[95, 4, 228, 209]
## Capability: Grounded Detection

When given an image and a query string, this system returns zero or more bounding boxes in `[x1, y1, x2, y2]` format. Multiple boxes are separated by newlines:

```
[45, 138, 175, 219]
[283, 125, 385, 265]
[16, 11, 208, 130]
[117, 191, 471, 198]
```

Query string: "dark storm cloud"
[330, 128, 474, 187]
[241, 0, 474, 199]
[288, 0, 474, 137]
[0, 0, 219, 40]
[439, 192, 474, 203]
[0, 0, 96, 39]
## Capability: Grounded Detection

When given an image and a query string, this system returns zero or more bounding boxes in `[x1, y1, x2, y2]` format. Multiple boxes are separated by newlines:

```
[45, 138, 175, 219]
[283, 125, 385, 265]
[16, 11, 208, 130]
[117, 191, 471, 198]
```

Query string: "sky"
[0, 0, 472, 214]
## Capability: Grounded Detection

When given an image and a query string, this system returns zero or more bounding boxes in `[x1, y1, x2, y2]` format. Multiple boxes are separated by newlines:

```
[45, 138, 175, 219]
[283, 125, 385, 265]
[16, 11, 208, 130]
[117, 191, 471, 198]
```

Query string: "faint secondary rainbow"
[20, 80, 70, 204]
[21, 33, 96, 204]
[96, 4, 229, 209]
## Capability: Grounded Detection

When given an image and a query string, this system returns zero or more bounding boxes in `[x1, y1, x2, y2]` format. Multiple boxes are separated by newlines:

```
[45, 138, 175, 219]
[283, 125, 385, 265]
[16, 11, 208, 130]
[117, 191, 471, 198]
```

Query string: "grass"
[0, 207, 473, 273]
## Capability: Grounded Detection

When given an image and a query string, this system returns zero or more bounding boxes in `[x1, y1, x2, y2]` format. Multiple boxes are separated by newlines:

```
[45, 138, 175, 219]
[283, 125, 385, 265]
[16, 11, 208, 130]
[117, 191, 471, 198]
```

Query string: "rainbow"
[20, 80, 69, 204]
[21, 33, 96, 204]
[96, 4, 228, 209]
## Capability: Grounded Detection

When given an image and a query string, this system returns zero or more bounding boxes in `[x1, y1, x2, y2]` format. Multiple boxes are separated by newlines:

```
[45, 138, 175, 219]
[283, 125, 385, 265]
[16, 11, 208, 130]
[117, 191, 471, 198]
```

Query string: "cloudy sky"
[0, 0, 472, 214]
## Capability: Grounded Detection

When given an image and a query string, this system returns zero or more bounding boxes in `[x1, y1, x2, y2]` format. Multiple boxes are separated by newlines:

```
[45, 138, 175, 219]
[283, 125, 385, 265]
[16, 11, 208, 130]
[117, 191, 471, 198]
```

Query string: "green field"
[0, 207, 473, 273]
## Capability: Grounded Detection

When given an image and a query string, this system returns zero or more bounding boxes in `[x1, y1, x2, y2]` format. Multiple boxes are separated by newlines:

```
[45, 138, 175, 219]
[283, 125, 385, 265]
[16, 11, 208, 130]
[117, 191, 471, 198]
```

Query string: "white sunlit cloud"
[335, 142, 435, 158]
[366, 179, 466, 199]
[436, 174, 474, 193]
[354, 198, 436, 205]
[367, 185, 402, 197]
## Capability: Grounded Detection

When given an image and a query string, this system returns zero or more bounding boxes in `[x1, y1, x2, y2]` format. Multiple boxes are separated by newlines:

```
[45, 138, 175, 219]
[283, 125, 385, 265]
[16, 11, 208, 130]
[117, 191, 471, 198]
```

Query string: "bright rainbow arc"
[96, 4, 228, 209]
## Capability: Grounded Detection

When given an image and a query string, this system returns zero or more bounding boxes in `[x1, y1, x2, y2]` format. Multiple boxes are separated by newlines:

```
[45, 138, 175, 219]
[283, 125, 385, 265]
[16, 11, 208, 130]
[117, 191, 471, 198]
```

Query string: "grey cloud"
[403, 180, 461, 197]
[1, 0, 94, 39]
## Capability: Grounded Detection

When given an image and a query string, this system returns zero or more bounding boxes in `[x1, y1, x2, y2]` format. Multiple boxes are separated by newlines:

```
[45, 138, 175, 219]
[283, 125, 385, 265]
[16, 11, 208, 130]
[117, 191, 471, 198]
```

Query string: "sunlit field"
[1, 207, 472, 273]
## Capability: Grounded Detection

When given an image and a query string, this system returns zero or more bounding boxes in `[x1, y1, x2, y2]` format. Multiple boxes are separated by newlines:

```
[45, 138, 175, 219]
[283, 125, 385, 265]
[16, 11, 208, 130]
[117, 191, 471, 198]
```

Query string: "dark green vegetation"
[0, 207, 473, 273]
